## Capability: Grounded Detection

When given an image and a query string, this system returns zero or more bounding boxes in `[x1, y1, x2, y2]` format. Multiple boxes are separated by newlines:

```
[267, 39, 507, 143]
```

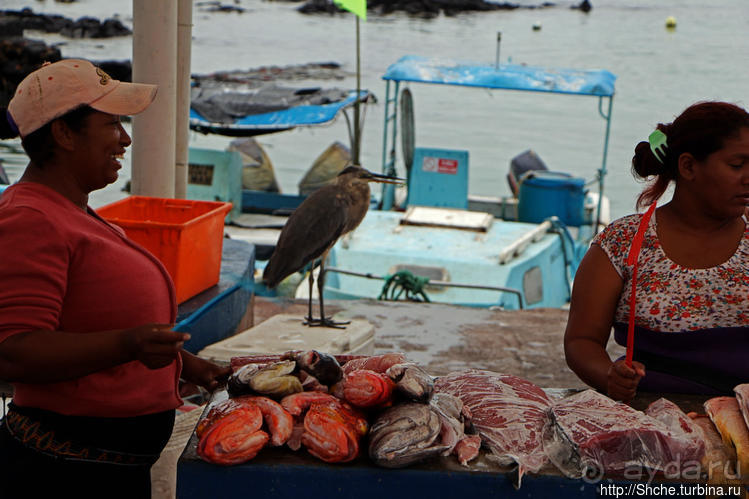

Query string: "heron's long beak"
[366, 172, 406, 185]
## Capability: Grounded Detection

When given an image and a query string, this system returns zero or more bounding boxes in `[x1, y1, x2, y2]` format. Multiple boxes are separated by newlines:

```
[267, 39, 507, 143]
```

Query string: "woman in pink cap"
[0, 59, 231, 499]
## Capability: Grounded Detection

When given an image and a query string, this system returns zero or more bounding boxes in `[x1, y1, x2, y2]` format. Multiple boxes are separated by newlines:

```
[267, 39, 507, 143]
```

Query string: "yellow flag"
[334, 0, 366, 20]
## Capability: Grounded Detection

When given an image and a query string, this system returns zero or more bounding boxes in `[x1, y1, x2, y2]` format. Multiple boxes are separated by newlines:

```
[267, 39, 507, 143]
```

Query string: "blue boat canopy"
[189, 90, 369, 136]
[382, 55, 616, 97]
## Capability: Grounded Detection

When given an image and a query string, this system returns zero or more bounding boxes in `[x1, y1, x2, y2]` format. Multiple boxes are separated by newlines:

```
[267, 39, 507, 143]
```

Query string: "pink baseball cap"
[7, 59, 157, 138]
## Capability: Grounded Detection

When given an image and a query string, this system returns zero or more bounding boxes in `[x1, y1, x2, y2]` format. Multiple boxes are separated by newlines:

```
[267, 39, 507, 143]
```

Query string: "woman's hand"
[122, 323, 189, 370]
[607, 359, 645, 402]
[180, 350, 233, 392]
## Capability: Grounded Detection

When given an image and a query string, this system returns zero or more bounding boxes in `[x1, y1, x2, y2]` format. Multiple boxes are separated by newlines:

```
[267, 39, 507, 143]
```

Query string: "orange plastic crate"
[97, 196, 233, 304]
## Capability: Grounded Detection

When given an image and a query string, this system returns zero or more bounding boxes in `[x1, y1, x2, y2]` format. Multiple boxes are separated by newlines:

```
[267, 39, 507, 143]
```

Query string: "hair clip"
[648, 129, 668, 165]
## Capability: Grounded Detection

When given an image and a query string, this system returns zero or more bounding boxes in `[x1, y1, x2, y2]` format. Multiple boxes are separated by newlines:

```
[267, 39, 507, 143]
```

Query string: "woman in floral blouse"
[564, 101, 749, 401]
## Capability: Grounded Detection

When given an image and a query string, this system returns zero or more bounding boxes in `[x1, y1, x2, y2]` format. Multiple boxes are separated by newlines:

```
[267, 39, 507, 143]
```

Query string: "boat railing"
[497, 220, 553, 265]
[323, 267, 525, 309]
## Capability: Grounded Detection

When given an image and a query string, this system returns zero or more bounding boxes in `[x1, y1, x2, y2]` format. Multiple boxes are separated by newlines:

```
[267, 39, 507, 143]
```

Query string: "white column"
[131, 0, 177, 198]
[174, 0, 193, 199]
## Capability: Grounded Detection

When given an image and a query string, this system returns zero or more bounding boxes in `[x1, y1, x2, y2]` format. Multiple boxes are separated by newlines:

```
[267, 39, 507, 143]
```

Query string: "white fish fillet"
[704, 396, 749, 479]
[734, 384, 749, 431]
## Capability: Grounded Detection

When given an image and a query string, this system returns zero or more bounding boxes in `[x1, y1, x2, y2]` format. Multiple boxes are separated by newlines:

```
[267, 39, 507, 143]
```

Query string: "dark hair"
[0, 105, 96, 167]
[0, 107, 18, 140]
[631, 101, 749, 210]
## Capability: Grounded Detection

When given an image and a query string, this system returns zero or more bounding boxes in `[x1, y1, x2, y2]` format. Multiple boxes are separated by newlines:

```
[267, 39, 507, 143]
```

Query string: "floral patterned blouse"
[592, 213, 749, 333]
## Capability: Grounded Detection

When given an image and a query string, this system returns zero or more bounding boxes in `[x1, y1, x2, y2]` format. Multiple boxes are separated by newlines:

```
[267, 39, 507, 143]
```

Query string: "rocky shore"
[298, 0, 558, 17]
[0, 1, 592, 107]
[1, 8, 131, 39]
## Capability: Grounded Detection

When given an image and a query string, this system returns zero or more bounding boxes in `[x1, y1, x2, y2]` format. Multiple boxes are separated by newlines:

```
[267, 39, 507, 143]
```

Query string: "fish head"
[368, 403, 448, 468]
[295, 350, 343, 386]
[227, 363, 262, 397]
[386, 363, 435, 402]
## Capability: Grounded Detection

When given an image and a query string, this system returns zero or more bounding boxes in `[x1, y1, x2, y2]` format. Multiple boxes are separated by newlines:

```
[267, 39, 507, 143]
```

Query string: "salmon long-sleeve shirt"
[0, 182, 182, 417]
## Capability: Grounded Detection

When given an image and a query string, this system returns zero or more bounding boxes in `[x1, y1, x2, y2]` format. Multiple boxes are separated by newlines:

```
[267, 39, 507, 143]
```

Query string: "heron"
[262, 165, 405, 328]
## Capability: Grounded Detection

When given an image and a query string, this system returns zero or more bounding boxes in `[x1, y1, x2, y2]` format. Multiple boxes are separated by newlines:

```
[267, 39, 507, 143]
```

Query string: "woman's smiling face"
[70, 110, 132, 192]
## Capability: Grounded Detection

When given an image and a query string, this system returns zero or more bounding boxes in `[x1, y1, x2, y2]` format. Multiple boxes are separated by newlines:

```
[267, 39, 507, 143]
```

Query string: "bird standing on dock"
[263, 165, 405, 328]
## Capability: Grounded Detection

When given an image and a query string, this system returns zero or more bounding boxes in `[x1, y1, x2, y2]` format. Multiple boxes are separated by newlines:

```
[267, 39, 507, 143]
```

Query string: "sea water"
[1, 0, 747, 219]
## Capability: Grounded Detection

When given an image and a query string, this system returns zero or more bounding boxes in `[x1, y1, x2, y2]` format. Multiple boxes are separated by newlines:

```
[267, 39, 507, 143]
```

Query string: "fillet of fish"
[435, 370, 551, 486]
[704, 396, 749, 478]
[545, 390, 704, 479]
[690, 414, 738, 483]
[734, 384, 749, 430]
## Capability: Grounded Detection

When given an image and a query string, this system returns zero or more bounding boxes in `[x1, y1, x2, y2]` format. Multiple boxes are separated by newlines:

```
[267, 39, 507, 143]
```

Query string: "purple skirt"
[613, 323, 748, 395]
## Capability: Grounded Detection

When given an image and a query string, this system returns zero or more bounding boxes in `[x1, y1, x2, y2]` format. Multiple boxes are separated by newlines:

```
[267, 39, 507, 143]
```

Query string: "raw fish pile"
[197, 351, 749, 486]
[196, 351, 479, 468]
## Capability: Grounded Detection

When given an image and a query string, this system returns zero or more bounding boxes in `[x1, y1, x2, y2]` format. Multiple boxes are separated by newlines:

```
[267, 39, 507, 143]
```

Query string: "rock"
[298, 0, 556, 16]
[0, 37, 61, 108]
[94, 60, 132, 82]
[196, 2, 247, 13]
[0, 8, 132, 38]
[0, 18, 23, 39]
[571, 0, 591, 12]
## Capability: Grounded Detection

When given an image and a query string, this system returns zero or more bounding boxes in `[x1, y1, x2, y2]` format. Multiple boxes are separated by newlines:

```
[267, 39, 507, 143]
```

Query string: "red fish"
[244, 396, 294, 446]
[196, 395, 294, 464]
[281, 391, 339, 416]
[341, 353, 407, 374]
[302, 398, 369, 463]
[197, 402, 269, 465]
[336, 370, 395, 408]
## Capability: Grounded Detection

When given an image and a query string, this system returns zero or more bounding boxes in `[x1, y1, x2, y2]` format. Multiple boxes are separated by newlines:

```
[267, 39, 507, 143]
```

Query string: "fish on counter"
[196, 396, 294, 465]
[368, 403, 449, 468]
[690, 414, 739, 483]
[281, 391, 340, 417]
[280, 392, 340, 450]
[645, 398, 706, 455]
[301, 398, 369, 463]
[279, 391, 368, 460]
[282, 349, 344, 386]
[386, 363, 434, 402]
[341, 352, 408, 375]
[231, 353, 367, 371]
[333, 369, 396, 408]
[435, 370, 552, 486]
[704, 396, 749, 478]
[734, 384, 749, 430]
[228, 360, 303, 399]
[545, 390, 705, 480]
[429, 392, 481, 466]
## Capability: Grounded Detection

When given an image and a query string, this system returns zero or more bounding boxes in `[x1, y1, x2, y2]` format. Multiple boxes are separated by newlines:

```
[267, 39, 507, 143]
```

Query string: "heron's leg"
[308, 257, 349, 329]
[302, 266, 316, 325]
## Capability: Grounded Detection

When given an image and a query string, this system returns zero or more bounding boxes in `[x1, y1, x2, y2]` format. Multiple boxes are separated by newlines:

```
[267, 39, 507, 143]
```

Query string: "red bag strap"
[625, 201, 657, 367]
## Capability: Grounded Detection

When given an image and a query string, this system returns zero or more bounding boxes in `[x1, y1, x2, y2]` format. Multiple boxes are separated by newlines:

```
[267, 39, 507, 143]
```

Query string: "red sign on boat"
[422, 156, 458, 175]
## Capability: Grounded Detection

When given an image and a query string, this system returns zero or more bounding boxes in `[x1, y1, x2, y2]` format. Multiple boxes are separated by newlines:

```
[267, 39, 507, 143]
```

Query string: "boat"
[182, 54, 615, 309]
[190, 87, 370, 137]
[318, 54, 616, 309]
[185, 80, 373, 266]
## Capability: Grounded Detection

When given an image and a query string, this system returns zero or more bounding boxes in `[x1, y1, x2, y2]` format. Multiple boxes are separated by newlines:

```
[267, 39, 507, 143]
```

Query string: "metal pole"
[595, 96, 614, 232]
[132, 0, 177, 198]
[495, 31, 502, 69]
[353, 16, 361, 165]
[175, 0, 193, 199]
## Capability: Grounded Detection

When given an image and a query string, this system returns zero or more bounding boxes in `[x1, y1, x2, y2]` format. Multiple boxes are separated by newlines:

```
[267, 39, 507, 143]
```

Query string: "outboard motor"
[507, 149, 548, 196]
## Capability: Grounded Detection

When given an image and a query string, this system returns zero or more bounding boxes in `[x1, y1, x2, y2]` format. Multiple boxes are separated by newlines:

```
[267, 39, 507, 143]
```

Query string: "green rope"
[378, 270, 431, 302]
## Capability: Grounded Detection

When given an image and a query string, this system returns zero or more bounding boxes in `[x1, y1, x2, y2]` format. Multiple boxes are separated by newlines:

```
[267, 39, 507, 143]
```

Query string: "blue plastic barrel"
[517, 171, 586, 226]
